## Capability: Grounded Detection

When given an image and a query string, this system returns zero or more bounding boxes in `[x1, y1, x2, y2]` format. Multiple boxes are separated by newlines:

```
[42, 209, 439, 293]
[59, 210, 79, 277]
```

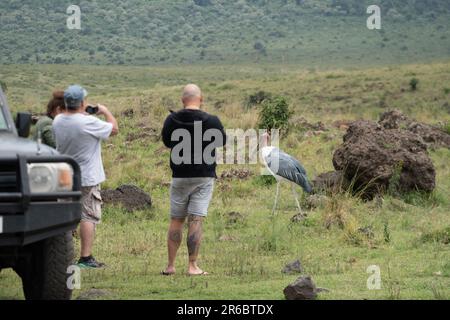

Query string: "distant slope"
[0, 0, 449, 66]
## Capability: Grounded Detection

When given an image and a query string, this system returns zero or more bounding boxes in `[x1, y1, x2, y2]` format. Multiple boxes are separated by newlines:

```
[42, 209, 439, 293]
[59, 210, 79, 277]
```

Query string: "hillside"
[1, 0, 449, 66]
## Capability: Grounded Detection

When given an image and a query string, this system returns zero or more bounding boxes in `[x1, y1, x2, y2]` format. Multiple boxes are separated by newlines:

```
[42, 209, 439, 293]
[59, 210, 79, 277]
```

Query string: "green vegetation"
[1, 0, 450, 66]
[0, 61, 449, 300]
[258, 96, 292, 133]
[409, 78, 419, 91]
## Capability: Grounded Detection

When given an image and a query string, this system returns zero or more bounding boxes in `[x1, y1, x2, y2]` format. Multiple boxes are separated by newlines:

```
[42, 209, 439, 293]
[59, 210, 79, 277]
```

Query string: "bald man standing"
[161, 84, 226, 276]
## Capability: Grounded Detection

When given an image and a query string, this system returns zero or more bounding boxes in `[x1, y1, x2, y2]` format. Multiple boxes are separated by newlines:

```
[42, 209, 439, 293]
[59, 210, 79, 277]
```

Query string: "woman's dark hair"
[46, 91, 65, 118]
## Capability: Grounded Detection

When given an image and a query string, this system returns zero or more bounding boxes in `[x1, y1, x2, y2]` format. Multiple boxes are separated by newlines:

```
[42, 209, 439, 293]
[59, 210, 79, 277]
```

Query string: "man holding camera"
[53, 85, 119, 269]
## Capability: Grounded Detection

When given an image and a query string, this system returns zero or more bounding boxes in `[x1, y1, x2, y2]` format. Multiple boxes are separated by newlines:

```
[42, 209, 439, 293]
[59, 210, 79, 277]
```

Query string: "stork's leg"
[291, 184, 304, 215]
[272, 181, 281, 216]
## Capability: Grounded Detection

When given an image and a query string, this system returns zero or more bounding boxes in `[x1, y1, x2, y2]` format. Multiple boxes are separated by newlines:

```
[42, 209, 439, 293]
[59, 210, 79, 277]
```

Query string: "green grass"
[0, 61, 449, 300]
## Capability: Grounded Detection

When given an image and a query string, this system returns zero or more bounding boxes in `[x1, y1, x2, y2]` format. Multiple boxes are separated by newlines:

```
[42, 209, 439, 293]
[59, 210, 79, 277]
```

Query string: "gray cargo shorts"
[170, 178, 215, 219]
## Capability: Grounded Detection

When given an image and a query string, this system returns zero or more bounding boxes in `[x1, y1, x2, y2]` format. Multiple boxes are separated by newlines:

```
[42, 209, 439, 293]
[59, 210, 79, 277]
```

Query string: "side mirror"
[15, 112, 32, 138]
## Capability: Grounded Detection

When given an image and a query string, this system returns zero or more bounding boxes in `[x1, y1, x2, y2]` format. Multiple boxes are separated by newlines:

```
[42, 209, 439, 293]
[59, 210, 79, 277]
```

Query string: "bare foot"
[161, 266, 176, 276]
[188, 266, 208, 276]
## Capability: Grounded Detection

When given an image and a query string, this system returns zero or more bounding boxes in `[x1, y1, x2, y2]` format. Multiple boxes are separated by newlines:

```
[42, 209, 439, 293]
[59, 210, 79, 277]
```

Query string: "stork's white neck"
[261, 146, 276, 160]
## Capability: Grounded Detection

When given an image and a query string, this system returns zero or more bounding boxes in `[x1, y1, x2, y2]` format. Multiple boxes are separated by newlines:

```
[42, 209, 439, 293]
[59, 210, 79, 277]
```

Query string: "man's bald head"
[182, 84, 203, 109]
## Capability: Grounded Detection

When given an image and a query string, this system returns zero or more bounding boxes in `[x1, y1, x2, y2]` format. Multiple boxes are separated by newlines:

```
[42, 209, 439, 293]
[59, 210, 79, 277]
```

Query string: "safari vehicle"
[0, 88, 82, 300]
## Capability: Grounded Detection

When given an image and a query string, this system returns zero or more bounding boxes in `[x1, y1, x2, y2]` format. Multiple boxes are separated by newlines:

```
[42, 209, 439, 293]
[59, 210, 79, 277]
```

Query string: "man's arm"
[97, 104, 119, 136]
[161, 116, 174, 148]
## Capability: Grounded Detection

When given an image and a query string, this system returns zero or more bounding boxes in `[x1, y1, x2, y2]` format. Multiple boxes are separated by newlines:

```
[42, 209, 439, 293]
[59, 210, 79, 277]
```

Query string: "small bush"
[258, 96, 292, 133]
[252, 175, 276, 187]
[444, 88, 450, 95]
[409, 78, 419, 91]
[245, 90, 272, 109]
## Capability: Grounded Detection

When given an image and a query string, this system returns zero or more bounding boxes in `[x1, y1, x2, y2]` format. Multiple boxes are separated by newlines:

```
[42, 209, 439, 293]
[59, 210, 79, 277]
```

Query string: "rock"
[333, 120, 436, 199]
[283, 276, 320, 300]
[408, 122, 450, 149]
[379, 110, 411, 129]
[282, 260, 304, 275]
[312, 171, 350, 194]
[379, 110, 450, 149]
[101, 185, 152, 212]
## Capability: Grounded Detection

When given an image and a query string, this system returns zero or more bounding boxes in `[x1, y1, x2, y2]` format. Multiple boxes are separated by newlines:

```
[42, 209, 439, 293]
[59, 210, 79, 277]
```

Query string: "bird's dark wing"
[266, 148, 313, 194]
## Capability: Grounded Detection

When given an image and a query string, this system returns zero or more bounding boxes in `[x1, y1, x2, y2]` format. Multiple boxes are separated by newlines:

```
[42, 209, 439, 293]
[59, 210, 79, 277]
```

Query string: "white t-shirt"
[53, 113, 113, 187]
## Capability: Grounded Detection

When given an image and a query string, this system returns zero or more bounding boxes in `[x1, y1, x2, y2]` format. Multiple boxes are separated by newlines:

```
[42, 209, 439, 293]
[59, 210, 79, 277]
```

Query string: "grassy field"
[0, 61, 449, 300]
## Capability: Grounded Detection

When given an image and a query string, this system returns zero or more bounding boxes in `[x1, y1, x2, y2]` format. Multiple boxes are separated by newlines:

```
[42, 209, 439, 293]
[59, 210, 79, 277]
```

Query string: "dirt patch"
[289, 116, 328, 132]
[101, 185, 152, 212]
[126, 126, 160, 143]
[219, 168, 253, 180]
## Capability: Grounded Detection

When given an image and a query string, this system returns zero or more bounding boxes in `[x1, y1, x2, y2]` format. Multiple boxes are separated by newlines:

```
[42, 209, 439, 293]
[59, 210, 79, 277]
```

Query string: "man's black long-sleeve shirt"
[162, 109, 226, 178]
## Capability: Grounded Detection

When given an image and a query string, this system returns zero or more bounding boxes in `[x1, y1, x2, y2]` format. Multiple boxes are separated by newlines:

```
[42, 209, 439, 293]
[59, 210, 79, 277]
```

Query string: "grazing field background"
[0, 61, 449, 300]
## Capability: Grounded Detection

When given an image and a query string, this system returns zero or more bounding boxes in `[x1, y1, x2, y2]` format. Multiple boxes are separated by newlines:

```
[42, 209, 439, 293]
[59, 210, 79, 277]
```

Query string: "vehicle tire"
[15, 231, 75, 300]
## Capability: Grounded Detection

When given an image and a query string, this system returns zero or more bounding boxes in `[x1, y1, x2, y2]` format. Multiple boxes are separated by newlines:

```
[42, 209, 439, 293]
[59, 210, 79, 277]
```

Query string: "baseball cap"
[64, 85, 88, 109]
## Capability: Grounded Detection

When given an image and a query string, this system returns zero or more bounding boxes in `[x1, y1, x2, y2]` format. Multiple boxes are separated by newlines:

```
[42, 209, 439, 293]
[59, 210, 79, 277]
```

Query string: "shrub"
[409, 78, 419, 91]
[252, 175, 276, 187]
[245, 90, 272, 109]
[258, 96, 292, 133]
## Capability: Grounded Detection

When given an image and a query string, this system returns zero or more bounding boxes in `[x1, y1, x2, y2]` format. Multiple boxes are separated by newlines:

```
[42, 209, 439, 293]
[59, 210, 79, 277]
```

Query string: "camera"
[86, 105, 99, 115]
